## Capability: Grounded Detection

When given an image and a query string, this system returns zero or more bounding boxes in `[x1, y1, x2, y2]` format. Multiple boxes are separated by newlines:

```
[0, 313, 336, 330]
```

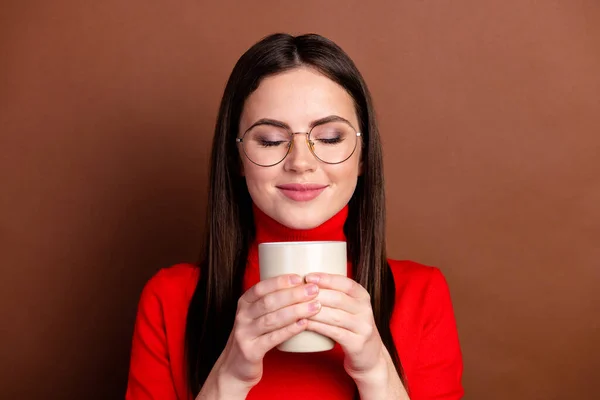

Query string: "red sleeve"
[410, 268, 464, 400]
[125, 273, 178, 400]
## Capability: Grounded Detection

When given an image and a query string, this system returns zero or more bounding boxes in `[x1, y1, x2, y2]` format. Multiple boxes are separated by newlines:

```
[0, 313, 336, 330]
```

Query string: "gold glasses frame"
[235, 116, 362, 167]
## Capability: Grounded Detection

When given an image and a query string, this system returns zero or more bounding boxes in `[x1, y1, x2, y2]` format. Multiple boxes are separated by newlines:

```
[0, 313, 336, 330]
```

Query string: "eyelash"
[317, 137, 343, 145]
[259, 140, 287, 147]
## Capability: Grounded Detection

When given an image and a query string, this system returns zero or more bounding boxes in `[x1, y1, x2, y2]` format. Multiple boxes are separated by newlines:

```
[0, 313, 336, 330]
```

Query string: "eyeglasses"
[236, 118, 361, 167]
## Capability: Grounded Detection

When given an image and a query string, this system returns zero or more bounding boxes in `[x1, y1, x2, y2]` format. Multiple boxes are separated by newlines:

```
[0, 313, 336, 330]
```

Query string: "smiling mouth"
[276, 184, 328, 202]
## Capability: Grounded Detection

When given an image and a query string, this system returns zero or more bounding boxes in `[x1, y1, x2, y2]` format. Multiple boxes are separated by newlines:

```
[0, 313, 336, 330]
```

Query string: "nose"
[283, 132, 317, 173]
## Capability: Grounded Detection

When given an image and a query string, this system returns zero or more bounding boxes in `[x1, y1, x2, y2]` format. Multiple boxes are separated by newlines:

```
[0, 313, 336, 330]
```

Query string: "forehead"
[240, 67, 358, 130]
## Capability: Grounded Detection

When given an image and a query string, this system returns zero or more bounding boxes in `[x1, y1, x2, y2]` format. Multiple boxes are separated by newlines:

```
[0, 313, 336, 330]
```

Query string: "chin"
[279, 215, 322, 230]
[276, 206, 333, 230]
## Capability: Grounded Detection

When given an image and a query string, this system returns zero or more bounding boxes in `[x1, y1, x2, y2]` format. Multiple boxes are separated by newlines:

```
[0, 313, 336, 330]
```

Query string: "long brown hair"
[185, 33, 403, 396]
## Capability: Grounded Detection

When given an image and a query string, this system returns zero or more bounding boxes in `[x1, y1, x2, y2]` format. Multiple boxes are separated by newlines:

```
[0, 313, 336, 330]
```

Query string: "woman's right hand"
[201, 274, 321, 398]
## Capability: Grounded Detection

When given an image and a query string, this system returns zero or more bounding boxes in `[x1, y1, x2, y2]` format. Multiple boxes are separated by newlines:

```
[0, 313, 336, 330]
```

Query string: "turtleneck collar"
[243, 204, 349, 290]
[251, 203, 348, 245]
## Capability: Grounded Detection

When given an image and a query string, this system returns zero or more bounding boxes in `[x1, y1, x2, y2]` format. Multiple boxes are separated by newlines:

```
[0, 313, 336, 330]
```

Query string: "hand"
[304, 273, 386, 380]
[211, 274, 321, 392]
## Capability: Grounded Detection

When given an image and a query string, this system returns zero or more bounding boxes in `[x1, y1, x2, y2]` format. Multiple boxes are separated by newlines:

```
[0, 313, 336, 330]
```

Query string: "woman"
[126, 33, 463, 400]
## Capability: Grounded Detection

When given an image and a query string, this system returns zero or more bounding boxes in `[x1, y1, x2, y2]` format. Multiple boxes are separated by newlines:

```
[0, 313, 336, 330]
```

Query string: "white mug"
[258, 241, 347, 352]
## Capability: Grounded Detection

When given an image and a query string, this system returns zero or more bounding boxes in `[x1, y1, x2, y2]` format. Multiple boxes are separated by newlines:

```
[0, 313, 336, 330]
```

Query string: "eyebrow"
[245, 115, 356, 133]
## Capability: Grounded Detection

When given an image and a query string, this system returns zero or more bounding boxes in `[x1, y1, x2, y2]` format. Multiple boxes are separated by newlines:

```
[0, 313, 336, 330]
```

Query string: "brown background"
[1, 1, 599, 399]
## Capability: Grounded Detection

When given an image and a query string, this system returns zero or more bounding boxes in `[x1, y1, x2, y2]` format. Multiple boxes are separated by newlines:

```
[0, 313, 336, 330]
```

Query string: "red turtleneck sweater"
[126, 206, 464, 400]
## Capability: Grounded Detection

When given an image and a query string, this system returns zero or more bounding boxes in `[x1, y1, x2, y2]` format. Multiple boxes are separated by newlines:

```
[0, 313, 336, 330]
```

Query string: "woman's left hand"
[304, 273, 386, 380]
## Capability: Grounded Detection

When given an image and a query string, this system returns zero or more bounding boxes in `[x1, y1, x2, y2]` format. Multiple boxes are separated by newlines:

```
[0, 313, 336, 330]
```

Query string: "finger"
[253, 300, 321, 336]
[241, 274, 303, 304]
[248, 283, 319, 319]
[305, 273, 369, 300]
[316, 289, 362, 314]
[307, 306, 371, 335]
[255, 318, 310, 354]
[305, 319, 358, 347]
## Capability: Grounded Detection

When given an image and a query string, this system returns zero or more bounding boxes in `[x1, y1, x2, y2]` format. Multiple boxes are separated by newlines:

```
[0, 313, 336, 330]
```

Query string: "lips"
[276, 183, 328, 201]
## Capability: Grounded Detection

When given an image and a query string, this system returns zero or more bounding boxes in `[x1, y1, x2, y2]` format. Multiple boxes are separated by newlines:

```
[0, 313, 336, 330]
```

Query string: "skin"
[197, 67, 408, 400]
[238, 66, 362, 230]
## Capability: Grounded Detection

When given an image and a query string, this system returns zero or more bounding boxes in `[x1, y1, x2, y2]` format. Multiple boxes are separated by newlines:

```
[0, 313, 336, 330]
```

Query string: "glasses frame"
[235, 121, 362, 167]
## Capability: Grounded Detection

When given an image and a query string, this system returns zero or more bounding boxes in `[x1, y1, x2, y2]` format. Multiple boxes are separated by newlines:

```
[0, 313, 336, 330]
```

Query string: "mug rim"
[259, 240, 346, 246]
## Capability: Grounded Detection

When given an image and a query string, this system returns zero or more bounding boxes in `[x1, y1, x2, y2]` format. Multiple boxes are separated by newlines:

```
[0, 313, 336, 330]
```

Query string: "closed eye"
[317, 137, 344, 144]
[259, 139, 288, 147]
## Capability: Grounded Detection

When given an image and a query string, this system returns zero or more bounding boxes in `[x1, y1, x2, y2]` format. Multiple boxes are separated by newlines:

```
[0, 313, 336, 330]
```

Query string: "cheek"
[328, 161, 360, 188]
[242, 162, 278, 192]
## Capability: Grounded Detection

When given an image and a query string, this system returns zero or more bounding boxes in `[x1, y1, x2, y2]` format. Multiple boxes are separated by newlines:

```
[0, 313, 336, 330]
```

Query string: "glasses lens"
[243, 125, 291, 166]
[309, 121, 358, 164]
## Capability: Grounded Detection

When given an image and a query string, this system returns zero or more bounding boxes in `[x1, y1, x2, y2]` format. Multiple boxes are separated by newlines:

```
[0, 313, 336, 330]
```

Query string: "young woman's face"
[238, 67, 362, 230]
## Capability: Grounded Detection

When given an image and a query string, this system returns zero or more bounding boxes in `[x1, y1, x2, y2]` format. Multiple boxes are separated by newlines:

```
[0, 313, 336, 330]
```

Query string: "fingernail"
[289, 275, 302, 285]
[297, 318, 307, 326]
[305, 274, 320, 284]
[305, 284, 318, 295]
[308, 301, 321, 312]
